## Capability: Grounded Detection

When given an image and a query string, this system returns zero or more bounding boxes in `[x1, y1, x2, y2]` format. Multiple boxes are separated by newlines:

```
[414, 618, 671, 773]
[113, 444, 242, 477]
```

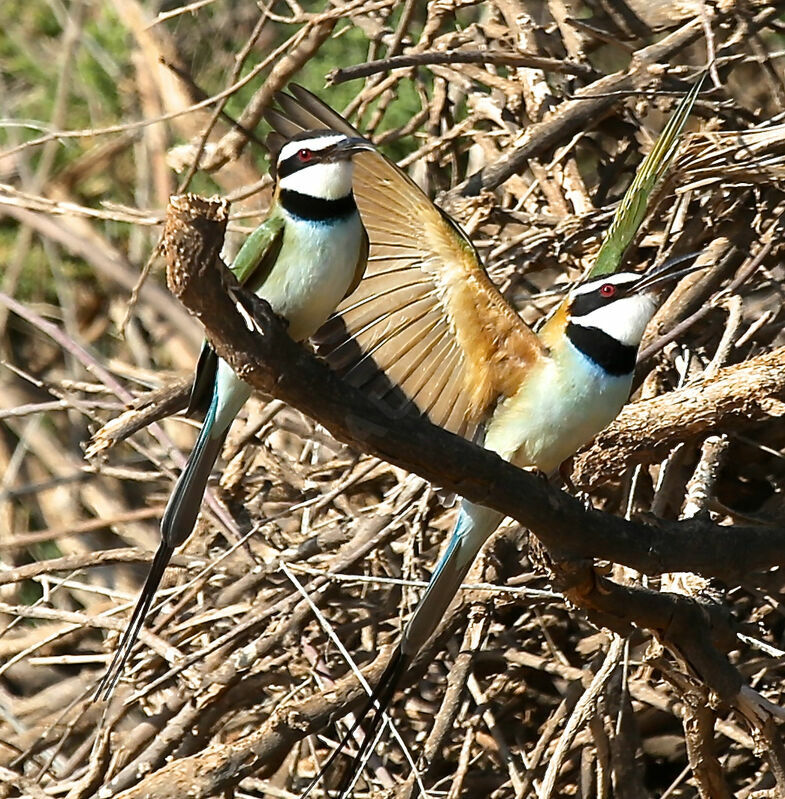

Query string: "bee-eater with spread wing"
[266, 78, 703, 794]
[96, 126, 373, 699]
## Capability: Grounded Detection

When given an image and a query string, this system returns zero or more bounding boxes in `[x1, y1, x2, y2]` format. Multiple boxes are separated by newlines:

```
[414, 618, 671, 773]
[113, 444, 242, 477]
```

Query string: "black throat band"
[280, 189, 357, 222]
[566, 322, 637, 377]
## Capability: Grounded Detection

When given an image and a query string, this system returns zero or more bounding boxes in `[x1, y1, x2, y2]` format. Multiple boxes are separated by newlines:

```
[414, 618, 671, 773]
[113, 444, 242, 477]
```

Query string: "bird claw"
[577, 491, 595, 511]
[557, 461, 594, 509]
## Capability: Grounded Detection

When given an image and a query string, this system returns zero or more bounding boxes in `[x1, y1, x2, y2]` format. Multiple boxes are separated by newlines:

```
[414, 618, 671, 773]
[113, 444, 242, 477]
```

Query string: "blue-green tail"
[96, 392, 228, 700]
[161, 395, 227, 549]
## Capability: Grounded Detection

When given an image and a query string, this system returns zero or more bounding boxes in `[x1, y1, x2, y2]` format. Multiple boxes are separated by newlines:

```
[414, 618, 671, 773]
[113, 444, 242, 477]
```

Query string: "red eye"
[599, 283, 616, 298]
[297, 148, 312, 162]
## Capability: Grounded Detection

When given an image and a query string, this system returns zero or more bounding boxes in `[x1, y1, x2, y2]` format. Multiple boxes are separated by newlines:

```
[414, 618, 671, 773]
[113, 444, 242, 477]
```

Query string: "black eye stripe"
[278, 152, 318, 179]
[570, 291, 616, 316]
[570, 278, 638, 316]
[276, 146, 345, 178]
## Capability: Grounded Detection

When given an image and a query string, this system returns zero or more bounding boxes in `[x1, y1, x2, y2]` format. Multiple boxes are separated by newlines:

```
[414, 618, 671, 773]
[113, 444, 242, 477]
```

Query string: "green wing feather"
[186, 214, 284, 417]
[589, 76, 703, 278]
[231, 214, 285, 287]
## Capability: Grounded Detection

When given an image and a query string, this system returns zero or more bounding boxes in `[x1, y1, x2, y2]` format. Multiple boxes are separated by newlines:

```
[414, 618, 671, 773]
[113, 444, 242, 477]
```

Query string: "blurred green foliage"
[0, 0, 437, 308]
[0, 1, 427, 189]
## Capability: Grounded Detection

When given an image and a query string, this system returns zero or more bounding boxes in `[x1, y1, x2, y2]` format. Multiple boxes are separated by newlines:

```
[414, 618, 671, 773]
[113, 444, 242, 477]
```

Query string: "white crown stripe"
[571, 272, 640, 297]
[278, 160, 356, 201]
[278, 134, 348, 163]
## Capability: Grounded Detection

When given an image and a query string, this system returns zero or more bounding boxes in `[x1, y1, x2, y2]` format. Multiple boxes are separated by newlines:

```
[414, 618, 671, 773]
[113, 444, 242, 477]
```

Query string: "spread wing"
[266, 86, 545, 439]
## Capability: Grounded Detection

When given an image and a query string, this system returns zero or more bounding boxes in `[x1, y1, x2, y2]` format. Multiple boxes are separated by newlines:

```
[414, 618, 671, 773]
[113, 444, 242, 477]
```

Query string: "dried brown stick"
[0, 508, 160, 551]
[539, 636, 625, 798]
[458, 5, 785, 198]
[160, 57, 268, 154]
[680, 686, 733, 799]
[455, 18, 704, 196]
[416, 610, 484, 775]
[0, 548, 200, 587]
[328, 49, 596, 85]
[85, 378, 192, 457]
[201, 18, 336, 171]
[130, 506, 414, 702]
[554, 560, 741, 702]
[0, 205, 200, 347]
[100, 506, 425, 791]
[638, 218, 781, 363]
[111, 650, 392, 799]
[571, 345, 785, 488]
[162, 193, 785, 584]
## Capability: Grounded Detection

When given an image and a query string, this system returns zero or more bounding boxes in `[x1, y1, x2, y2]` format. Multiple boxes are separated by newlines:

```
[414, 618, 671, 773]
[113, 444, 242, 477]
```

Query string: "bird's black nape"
[300, 648, 411, 799]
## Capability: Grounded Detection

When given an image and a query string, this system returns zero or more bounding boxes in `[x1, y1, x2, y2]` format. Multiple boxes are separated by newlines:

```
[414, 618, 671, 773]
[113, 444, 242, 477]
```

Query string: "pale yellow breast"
[259, 214, 363, 342]
[483, 342, 634, 473]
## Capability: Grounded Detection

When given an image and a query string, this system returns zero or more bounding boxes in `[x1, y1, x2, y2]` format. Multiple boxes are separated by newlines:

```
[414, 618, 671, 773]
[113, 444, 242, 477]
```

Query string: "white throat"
[279, 160, 354, 200]
[570, 293, 657, 346]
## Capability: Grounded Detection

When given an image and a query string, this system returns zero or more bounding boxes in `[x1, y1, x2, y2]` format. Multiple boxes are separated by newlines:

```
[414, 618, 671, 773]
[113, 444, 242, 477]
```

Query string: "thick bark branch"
[148, 189, 781, 799]
[572, 347, 785, 487]
[554, 559, 741, 701]
[162, 194, 785, 586]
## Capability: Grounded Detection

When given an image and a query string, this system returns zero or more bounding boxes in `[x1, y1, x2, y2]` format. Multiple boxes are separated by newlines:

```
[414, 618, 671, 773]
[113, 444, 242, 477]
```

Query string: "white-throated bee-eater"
[265, 78, 704, 795]
[96, 125, 374, 700]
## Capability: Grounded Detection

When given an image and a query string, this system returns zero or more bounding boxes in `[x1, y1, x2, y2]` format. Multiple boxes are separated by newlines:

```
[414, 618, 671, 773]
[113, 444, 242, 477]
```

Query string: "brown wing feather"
[269, 86, 545, 437]
[338, 151, 544, 436]
[344, 227, 369, 300]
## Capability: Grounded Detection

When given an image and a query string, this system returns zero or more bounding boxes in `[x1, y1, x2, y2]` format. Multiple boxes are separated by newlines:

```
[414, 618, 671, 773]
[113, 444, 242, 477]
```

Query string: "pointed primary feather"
[267, 85, 545, 438]
[589, 75, 703, 278]
[274, 85, 362, 137]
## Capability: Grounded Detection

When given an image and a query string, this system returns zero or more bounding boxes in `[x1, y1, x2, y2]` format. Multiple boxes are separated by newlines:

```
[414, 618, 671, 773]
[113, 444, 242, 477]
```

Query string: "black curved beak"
[329, 135, 374, 157]
[634, 251, 709, 294]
